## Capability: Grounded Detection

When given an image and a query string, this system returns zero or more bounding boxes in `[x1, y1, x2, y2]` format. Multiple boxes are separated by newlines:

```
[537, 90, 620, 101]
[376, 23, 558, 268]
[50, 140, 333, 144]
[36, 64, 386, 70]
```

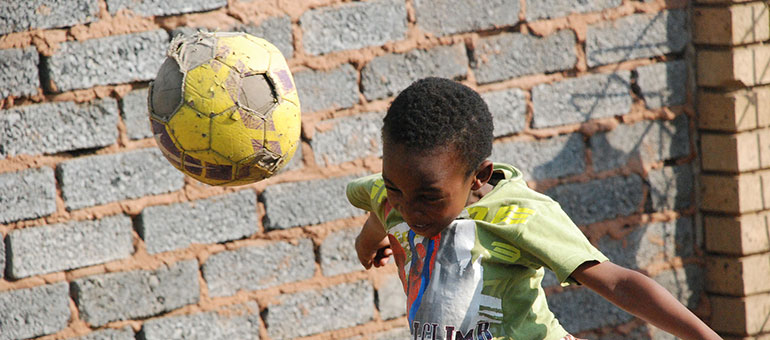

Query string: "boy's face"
[382, 142, 485, 238]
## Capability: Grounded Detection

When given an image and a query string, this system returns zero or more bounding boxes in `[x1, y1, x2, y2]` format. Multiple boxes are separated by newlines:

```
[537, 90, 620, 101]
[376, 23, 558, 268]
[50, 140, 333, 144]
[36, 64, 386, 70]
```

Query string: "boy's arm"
[571, 261, 722, 340]
[355, 213, 393, 269]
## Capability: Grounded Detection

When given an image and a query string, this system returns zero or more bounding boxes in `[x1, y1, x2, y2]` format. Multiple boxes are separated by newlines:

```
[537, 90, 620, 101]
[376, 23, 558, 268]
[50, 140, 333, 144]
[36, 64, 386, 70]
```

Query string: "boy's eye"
[385, 186, 400, 194]
[420, 195, 443, 203]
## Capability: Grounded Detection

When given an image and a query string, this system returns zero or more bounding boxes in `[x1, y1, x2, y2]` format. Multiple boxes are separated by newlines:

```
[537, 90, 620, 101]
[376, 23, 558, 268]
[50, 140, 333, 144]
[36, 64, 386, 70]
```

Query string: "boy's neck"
[465, 168, 504, 206]
[466, 182, 495, 206]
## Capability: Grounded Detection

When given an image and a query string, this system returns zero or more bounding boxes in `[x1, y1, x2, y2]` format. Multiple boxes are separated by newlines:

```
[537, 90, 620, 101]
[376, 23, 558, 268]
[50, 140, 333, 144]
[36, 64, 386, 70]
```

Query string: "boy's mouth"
[410, 224, 430, 232]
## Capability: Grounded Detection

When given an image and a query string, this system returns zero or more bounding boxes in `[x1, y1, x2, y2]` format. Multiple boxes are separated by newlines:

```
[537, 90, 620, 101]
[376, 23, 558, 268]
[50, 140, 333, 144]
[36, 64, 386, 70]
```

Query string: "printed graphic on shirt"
[347, 167, 608, 339]
[389, 219, 503, 340]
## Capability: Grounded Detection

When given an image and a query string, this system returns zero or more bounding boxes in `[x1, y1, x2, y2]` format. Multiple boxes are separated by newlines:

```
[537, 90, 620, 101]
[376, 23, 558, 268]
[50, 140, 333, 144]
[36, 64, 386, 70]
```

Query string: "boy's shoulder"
[346, 172, 385, 198]
[482, 163, 555, 204]
[345, 172, 387, 214]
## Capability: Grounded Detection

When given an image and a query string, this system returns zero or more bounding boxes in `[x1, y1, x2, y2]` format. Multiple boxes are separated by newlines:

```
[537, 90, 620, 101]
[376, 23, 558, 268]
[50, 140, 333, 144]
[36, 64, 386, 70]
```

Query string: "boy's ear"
[471, 160, 494, 190]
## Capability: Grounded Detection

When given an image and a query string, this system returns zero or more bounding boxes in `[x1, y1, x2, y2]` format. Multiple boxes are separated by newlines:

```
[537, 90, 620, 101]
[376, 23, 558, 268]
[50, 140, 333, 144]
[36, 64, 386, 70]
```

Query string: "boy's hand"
[355, 214, 391, 269]
[373, 246, 393, 267]
[356, 243, 392, 269]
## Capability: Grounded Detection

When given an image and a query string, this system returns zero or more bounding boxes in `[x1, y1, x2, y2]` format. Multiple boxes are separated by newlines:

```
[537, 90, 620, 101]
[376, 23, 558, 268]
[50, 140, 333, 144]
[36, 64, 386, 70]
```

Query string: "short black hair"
[382, 77, 493, 174]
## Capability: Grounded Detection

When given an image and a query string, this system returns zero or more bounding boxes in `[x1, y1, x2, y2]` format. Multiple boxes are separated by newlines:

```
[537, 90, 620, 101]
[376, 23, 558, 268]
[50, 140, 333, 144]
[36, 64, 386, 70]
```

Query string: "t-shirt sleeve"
[511, 201, 608, 285]
[345, 173, 381, 212]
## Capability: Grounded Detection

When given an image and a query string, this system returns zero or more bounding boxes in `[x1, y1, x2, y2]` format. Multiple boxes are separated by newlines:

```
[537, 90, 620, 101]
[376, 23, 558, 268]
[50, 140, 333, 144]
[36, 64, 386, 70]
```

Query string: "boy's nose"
[400, 205, 426, 223]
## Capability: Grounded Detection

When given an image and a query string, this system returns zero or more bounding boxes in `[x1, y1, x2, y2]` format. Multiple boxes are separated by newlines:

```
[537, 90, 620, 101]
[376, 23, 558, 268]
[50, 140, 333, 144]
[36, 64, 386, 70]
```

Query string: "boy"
[346, 78, 721, 340]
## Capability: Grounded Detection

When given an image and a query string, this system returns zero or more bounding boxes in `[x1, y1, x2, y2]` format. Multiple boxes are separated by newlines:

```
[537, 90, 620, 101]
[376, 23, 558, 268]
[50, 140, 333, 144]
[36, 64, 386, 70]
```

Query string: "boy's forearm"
[593, 266, 721, 340]
[355, 228, 388, 255]
[574, 262, 721, 340]
[355, 213, 390, 268]
[357, 214, 388, 250]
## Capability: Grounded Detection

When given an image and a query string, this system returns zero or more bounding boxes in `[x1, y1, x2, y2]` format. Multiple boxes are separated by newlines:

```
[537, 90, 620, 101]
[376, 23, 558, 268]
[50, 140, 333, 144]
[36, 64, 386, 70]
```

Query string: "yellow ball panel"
[268, 49, 290, 74]
[244, 35, 281, 54]
[215, 35, 270, 74]
[280, 86, 300, 107]
[267, 55, 297, 100]
[184, 60, 238, 115]
[182, 150, 236, 185]
[280, 138, 299, 167]
[265, 101, 301, 158]
[210, 108, 266, 163]
[167, 105, 211, 151]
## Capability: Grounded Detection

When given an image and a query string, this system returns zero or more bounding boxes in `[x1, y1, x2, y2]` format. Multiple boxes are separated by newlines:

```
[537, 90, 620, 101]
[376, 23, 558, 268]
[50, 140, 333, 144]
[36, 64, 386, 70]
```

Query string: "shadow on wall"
[532, 9, 689, 161]
[528, 10, 692, 211]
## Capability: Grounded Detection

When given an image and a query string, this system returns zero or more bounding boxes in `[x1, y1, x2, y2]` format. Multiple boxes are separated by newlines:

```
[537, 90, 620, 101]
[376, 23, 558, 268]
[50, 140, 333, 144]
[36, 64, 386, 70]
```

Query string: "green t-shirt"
[346, 163, 608, 340]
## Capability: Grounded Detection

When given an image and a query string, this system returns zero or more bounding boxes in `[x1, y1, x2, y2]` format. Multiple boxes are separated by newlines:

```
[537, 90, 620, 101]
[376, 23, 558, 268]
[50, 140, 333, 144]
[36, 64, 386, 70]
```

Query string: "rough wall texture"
[0, 0, 708, 339]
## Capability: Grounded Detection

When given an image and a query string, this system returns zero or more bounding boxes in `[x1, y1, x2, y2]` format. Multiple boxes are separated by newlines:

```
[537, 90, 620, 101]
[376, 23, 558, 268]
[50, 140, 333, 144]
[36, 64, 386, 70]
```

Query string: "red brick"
[701, 133, 749, 172]
[696, 0, 758, 3]
[707, 253, 770, 296]
[724, 334, 770, 340]
[706, 212, 770, 255]
[700, 129, 770, 172]
[701, 173, 766, 213]
[698, 86, 770, 132]
[694, 3, 770, 45]
[711, 292, 770, 335]
[698, 45, 770, 87]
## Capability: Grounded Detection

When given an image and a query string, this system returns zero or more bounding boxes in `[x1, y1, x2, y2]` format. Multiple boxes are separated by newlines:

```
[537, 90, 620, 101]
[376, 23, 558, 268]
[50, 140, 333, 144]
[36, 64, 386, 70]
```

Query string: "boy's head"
[381, 77, 494, 237]
[382, 77, 493, 175]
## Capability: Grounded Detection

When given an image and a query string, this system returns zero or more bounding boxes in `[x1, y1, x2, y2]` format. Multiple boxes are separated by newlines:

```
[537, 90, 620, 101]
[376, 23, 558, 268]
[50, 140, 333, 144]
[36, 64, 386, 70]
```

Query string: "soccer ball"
[148, 31, 301, 186]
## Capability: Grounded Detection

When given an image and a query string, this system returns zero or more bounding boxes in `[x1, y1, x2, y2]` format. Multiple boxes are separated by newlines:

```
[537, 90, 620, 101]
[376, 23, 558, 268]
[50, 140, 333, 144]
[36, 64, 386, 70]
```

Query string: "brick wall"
[0, 1, 706, 339]
[694, 1, 770, 339]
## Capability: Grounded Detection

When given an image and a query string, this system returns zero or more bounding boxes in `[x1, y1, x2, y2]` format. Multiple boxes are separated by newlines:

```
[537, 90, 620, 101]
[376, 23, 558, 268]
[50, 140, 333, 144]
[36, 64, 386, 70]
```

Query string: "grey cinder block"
[636, 60, 688, 109]
[203, 239, 315, 297]
[120, 89, 153, 140]
[586, 10, 689, 67]
[300, 0, 407, 55]
[58, 148, 185, 210]
[482, 88, 528, 137]
[72, 260, 200, 326]
[264, 280, 374, 339]
[546, 174, 645, 225]
[362, 44, 469, 101]
[526, 0, 622, 21]
[311, 112, 384, 167]
[261, 174, 366, 229]
[377, 274, 407, 320]
[532, 71, 631, 128]
[0, 0, 99, 34]
[0, 282, 71, 339]
[0, 47, 40, 99]
[590, 115, 690, 172]
[105, 0, 226, 17]
[473, 30, 577, 84]
[0, 167, 57, 224]
[1, 99, 119, 158]
[294, 64, 359, 113]
[413, 0, 520, 36]
[491, 134, 586, 181]
[320, 227, 362, 276]
[7, 214, 134, 278]
[140, 303, 260, 340]
[43, 30, 169, 92]
[138, 190, 258, 254]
